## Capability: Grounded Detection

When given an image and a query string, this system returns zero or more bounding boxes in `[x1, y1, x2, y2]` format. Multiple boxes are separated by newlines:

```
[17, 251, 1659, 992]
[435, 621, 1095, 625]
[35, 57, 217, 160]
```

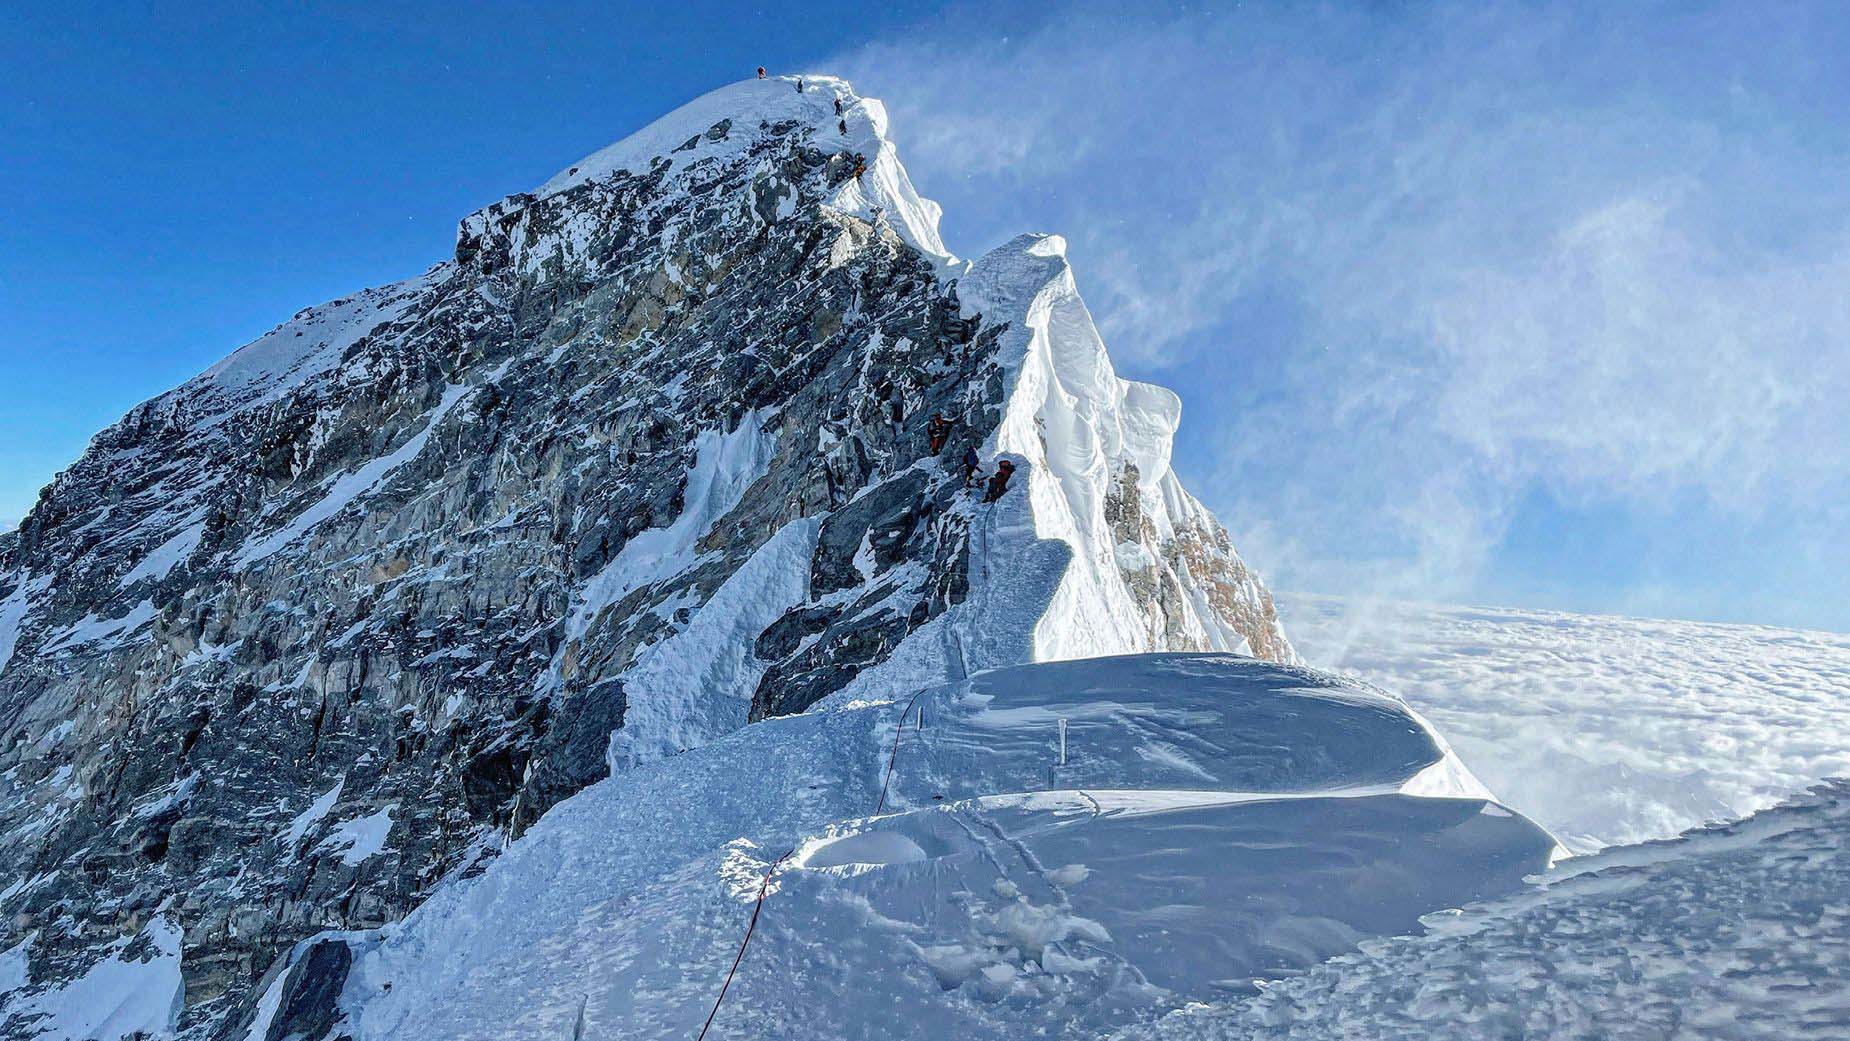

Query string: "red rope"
[695, 689, 931, 1037]
[696, 847, 795, 1041]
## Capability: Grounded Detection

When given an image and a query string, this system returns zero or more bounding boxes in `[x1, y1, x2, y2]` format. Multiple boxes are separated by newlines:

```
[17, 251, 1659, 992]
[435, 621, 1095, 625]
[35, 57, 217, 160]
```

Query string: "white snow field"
[316, 655, 1552, 1041]
[1115, 778, 1850, 1041]
[1282, 594, 1850, 852]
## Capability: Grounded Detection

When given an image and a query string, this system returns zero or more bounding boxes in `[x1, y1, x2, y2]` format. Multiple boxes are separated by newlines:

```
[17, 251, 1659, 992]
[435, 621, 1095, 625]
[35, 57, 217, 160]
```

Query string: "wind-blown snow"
[6, 916, 183, 1041]
[316, 806, 396, 866]
[117, 514, 206, 588]
[279, 778, 346, 851]
[0, 937, 27, 994]
[38, 599, 156, 655]
[0, 574, 48, 679]
[1283, 594, 1850, 852]
[332, 655, 1548, 1040]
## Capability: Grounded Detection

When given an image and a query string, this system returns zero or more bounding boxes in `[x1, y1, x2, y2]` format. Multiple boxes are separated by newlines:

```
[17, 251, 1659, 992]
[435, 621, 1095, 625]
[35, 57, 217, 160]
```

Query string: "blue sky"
[4, 2, 1846, 631]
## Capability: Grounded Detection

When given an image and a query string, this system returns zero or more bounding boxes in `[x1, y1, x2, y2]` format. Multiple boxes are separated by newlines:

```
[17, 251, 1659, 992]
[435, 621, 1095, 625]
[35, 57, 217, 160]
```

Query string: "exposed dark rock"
[262, 939, 352, 1041]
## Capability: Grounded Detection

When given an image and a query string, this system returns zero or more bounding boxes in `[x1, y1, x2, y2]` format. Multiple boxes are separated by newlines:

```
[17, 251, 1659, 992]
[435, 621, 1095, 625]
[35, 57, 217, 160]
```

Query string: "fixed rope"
[874, 688, 928, 814]
[694, 541, 953, 1036]
[696, 846, 796, 1041]
[695, 682, 931, 1039]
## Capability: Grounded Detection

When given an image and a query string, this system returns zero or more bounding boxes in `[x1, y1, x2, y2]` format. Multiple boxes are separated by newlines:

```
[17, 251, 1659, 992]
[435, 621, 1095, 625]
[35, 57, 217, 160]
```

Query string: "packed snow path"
[323, 655, 1552, 1040]
[1116, 778, 1850, 1041]
[1283, 595, 1850, 852]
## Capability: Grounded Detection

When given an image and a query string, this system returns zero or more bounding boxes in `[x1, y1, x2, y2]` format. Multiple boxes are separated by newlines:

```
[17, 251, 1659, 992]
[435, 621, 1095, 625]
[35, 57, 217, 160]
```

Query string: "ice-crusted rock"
[0, 76, 1289, 1038]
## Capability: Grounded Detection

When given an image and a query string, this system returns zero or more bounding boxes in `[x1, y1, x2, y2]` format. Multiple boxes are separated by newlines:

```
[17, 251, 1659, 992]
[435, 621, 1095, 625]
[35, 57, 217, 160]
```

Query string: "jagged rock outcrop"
[0, 75, 1289, 1040]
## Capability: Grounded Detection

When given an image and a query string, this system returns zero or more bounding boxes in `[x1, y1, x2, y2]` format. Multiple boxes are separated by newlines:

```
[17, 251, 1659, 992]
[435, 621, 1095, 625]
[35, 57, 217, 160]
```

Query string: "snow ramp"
[316, 654, 1553, 1040]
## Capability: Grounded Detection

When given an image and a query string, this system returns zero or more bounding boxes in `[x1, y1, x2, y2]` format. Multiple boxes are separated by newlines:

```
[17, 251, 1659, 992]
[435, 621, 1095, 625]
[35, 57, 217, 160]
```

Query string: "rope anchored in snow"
[874, 689, 928, 815]
[693, 655, 931, 1037]
[696, 847, 795, 1041]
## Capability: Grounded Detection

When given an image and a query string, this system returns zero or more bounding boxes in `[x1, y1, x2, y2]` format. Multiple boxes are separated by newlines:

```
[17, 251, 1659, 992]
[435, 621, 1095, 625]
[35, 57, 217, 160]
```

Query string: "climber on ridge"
[839, 118, 848, 135]
[796, 78, 805, 92]
[852, 154, 867, 180]
[962, 446, 981, 485]
[834, 97, 844, 116]
[756, 67, 766, 79]
[927, 413, 952, 454]
[983, 460, 1016, 503]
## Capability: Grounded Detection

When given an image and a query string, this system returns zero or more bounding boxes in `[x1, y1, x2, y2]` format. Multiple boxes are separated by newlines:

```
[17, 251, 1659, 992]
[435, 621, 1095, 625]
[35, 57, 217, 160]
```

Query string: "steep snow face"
[330, 655, 1550, 1041]
[6, 917, 183, 1041]
[961, 235, 1291, 664]
[0, 74, 1289, 1039]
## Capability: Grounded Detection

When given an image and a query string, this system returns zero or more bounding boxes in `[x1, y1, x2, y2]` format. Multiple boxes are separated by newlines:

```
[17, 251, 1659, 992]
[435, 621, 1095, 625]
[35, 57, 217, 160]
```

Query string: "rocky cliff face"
[0, 76, 1289, 1040]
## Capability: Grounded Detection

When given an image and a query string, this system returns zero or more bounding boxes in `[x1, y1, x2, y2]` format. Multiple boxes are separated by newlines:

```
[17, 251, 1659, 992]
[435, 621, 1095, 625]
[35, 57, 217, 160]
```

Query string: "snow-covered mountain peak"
[529, 74, 954, 266]
[0, 73, 1293, 1040]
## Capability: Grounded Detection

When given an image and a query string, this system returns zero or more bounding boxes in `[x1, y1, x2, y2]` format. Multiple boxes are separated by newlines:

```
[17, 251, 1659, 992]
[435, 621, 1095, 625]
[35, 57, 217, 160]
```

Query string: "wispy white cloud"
[833, 1, 1850, 625]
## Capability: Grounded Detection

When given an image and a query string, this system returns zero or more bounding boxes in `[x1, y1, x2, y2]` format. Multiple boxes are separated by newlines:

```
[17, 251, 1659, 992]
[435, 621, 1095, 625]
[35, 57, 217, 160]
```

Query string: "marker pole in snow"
[1058, 717, 1067, 767]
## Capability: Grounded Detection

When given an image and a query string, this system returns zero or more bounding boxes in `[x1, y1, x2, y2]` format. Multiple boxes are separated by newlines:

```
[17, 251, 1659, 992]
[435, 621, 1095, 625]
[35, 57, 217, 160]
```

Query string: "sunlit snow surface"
[336, 655, 1550, 1040]
[1116, 779, 1850, 1041]
[1281, 594, 1850, 852]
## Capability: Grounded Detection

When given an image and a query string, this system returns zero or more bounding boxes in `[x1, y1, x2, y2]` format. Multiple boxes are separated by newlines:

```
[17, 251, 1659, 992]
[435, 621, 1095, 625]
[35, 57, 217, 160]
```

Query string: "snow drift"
[1117, 777, 1850, 1041]
[320, 655, 1554, 1041]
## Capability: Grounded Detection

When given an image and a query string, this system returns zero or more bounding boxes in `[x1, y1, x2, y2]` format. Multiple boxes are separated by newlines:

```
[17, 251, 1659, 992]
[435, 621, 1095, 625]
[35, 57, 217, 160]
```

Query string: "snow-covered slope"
[1116, 778, 1850, 1041]
[0, 75, 1291, 1039]
[964, 235, 1292, 664]
[1283, 595, 1850, 852]
[291, 655, 1551, 1041]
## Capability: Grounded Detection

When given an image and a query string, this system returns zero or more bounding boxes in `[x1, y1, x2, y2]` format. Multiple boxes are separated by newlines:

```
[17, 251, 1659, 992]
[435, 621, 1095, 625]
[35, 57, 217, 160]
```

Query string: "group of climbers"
[927, 412, 1015, 502]
[756, 68, 861, 175]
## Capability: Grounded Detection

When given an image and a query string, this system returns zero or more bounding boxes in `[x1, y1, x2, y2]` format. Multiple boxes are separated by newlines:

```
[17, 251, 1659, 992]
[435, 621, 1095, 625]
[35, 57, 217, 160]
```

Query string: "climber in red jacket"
[983, 460, 1016, 503]
[927, 413, 952, 454]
